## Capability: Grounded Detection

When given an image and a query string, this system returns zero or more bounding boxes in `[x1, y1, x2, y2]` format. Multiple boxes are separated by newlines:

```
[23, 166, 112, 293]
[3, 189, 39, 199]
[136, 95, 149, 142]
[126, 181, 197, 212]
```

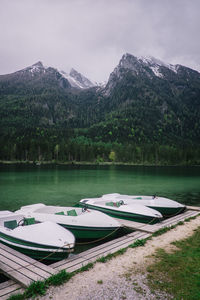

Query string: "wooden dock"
[115, 208, 200, 233]
[51, 208, 200, 272]
[0, 242, 56, 298]
[0, 280, 24, 300]
[51, 230, 151, 272]
[0, 207, 199, 299]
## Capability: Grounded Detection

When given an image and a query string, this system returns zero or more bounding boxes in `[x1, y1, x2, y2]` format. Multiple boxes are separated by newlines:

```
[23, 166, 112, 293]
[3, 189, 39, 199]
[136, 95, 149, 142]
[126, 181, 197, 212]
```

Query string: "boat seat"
[106, 202, 121, 207]
[4, 220, 18, 229]
[106, 202, 114, 207]
[25, 217, 35, 225]
[67, 209, 77, 216]
[55, 211, 65, 215]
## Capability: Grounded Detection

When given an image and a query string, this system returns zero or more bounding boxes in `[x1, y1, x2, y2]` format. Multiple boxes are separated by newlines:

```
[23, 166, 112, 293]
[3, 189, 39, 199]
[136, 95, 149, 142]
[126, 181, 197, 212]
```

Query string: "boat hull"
[80, 204, 161, 224]
[15, 204, 121, 241]
[147, 205, 186, 217]
[60, 224, 119, 240]
[101, 194, 186, 218]
[0, 232, 72, 261]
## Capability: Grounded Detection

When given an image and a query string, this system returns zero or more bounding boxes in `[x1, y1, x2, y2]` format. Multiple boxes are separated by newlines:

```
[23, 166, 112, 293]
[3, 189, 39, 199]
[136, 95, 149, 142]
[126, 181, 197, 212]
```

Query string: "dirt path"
[38, 215, 200, 300]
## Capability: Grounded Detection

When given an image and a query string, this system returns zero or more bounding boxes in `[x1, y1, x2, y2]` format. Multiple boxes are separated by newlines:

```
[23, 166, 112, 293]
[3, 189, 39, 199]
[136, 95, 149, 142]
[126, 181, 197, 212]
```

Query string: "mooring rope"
[75, 226, 121, 245]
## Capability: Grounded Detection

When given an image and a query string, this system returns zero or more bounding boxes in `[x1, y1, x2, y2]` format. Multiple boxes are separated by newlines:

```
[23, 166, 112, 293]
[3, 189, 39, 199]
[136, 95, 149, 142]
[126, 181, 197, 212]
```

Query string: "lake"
[0, 164, 200, 211]
[0, 164, 199, 282]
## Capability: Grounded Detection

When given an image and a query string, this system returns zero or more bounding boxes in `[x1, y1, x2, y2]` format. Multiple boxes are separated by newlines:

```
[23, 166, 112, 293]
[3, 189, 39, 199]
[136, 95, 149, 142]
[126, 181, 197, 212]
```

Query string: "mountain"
[103, 53, 199, 95]
[0, 61, 72, 96]
[0, 61, 100, 129]
[88, 53, 200, 145]
[0, 61, 96, 92]
[0, 55, 200, 164]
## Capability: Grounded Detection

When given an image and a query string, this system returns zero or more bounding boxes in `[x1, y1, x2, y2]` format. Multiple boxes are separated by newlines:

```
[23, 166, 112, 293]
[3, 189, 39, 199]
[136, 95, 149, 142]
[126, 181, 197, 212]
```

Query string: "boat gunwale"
[80, 203, 162, 223]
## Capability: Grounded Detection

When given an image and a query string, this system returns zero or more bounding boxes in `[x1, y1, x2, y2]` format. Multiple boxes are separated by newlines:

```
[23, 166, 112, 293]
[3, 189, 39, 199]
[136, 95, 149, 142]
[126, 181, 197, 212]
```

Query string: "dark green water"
[0, 164, 200, 210]
[0, 164, 200, 282]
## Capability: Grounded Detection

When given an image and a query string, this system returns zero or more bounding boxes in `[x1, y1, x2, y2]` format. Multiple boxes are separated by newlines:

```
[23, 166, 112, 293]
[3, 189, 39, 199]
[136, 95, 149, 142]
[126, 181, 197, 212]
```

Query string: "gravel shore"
[37, 215, 200, 300]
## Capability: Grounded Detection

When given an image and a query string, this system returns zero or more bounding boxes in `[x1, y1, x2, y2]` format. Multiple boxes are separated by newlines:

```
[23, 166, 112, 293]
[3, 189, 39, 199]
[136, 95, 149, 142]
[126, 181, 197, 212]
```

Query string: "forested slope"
[0, 55, 200, 165]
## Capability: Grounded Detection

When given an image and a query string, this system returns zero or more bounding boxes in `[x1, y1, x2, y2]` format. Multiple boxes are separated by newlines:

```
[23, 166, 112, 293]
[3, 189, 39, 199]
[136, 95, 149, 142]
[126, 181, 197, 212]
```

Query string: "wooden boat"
[0, 211, 75, 261]
[79, 198, 163, 224]
[101, 193, 186, 217]
[15, 204, 121, 240]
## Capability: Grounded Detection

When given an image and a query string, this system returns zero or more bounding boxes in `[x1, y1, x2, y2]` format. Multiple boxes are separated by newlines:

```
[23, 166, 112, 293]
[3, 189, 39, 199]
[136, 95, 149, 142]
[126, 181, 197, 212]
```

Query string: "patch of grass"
[97, 248, 127, 263]
[8, 295, 25, 300]
[147, 227, 200, 300]
[133, 285, 144, 294]
[77, 262, 94, 272]
[46, 270, 72, 286]
[177, 221, 184, 225]
[152, 226, 172, 237]
[7, 270, 73, 300]
[129, 238, 147, 248]
[97, 280, 103, 284]
[184, 215, 198, 222]
[25, 280, 46, 298]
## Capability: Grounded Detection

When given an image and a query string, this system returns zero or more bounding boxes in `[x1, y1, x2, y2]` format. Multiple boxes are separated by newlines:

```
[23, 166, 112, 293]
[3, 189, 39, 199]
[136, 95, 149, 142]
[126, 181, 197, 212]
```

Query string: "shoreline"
[37, 215, 200, 300]
[0, 160, 199, 167]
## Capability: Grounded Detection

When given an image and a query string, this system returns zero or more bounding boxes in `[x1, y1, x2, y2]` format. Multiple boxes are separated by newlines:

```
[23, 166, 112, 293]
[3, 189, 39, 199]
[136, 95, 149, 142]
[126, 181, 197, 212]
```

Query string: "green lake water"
[0, 164, 200, 281]
[0, 164, 200, 211]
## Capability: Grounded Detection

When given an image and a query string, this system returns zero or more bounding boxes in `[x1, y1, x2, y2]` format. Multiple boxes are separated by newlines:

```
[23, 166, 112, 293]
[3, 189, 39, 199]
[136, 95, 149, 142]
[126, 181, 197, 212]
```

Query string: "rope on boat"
[75, 226, 122, 245]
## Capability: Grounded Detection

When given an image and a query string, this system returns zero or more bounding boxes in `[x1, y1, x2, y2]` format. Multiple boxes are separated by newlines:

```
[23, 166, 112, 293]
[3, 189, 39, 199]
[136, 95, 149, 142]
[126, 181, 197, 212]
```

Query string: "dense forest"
[0, 55, 200, 165]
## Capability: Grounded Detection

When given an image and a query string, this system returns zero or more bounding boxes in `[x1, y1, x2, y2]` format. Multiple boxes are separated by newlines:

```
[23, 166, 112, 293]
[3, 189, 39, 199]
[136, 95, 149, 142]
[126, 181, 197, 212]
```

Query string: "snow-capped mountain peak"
[20, 61, 47, 76]
[103, 53, 184, 96]
[110, 53, 179, 82]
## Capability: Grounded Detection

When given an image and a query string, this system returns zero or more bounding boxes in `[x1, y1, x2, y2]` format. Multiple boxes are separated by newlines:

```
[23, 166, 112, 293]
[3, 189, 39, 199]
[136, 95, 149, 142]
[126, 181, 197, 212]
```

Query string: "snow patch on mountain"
[139, 56, 178, 77]
[60, 70, 84, 89]
[60, 68, 96, 89]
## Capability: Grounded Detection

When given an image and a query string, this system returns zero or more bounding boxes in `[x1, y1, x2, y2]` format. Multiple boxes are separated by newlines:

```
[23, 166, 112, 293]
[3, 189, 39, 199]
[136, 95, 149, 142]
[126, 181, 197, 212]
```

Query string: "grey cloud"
[0, 0, 199, 82]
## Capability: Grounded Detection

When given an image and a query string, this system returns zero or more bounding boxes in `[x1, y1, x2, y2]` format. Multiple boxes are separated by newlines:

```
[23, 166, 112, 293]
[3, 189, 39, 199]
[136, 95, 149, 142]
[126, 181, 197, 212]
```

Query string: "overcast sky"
[0, 0, 199, 82]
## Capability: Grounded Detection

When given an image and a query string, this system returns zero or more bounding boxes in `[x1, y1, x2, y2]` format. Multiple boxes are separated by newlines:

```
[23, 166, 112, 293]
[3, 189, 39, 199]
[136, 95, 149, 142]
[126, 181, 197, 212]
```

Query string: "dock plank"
[186, 206, 200, 211]
[1, 290, 24, 300]
[53, 232, 150, 272]
[0, 247, 55, 279]
[114, 210, 199, 233]
[0, 243, 55, 276]
[114, 218, 156, 233]
[51, 231, 142, 269]
[0, 280, 21, 295]
[0, 280, 24, 299]
[61, 233, 151, 273]
[159, 210, 199, 228]
[0, 243, 56, 288]
[0, 260, 33, 287]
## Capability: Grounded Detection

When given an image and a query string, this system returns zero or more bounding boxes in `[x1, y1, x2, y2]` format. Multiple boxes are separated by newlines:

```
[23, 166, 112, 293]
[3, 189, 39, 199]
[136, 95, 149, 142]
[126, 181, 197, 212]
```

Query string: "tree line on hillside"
[0, 129, 199, 165]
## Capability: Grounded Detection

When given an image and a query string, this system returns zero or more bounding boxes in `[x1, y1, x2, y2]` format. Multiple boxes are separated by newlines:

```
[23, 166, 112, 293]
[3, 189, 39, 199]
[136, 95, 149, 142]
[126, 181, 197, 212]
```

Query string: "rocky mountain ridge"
[0, 53, 200, 147]
[0, 61, 97, 91]
[103, 53, 200, 96]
